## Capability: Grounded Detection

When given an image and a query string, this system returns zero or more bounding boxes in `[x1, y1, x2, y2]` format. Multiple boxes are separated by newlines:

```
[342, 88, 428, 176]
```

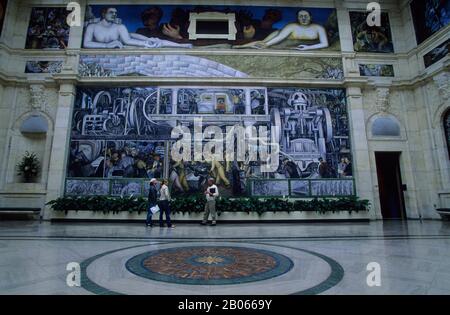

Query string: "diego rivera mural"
[424, 39, 450, 68]
[411, 0, 450, 45]
[359, 64, 394, 77]
[25, 7, 70, 49]
[349, 11, 394, 53]
[66, 86, 353, 198]
[82, 5, 340, 51]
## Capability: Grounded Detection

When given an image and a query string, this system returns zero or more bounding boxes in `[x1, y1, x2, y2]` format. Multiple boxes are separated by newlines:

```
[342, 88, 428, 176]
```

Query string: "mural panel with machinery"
[67, 86, 353, 198]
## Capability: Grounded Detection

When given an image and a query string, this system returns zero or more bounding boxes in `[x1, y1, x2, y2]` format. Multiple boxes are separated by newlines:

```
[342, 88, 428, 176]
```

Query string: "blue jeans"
[146, 203, 156, 225]
[158, 200, 172, 227]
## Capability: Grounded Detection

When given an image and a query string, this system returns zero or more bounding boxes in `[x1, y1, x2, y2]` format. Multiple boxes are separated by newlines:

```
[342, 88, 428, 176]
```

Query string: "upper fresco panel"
[411, 0, 449, 45]
[82, 5, 341, 51]
[25, 7, 70, 49]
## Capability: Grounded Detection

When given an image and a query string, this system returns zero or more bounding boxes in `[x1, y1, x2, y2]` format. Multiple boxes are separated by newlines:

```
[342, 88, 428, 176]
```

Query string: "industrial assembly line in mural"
[71, 87, 173, 138]
[67, 86, 354, 198]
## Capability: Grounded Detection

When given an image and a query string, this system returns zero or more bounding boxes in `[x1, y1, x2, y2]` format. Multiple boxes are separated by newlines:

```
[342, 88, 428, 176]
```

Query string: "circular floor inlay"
[125, 246, 294, 285]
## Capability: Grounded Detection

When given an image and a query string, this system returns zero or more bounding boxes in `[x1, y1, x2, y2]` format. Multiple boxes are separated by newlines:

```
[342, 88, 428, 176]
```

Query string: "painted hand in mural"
[105, 40, 124, 49]
[162, 24, 183, 40]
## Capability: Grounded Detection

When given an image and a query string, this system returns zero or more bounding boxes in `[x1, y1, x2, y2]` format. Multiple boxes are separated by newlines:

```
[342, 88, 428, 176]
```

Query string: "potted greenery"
[17, 151, 40, 182]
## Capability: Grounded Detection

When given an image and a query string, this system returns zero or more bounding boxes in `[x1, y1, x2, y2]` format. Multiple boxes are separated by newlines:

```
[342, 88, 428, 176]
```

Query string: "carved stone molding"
[375, 87, 390, 113]
[433, 72, 449, 102]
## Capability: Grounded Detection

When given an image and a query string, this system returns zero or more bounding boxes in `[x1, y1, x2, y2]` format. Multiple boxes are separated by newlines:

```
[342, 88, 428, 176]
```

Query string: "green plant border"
[47, 194, 370, 216]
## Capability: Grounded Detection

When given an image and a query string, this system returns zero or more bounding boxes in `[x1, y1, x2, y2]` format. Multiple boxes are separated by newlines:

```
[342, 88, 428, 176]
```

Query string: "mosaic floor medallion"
[125, 246, 294, 285]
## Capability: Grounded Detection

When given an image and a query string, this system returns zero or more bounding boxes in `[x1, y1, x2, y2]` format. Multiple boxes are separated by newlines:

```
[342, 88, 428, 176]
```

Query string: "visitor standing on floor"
[146, 178, 158, 227]
[158, 179, 174, 228]
[201, 178, 219, 226]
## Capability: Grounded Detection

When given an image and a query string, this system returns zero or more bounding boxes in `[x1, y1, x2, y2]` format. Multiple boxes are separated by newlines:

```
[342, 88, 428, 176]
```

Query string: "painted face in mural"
[142, 7, 163, 30]
[102, 8, 118, 23]
[297, 10, 312, 26]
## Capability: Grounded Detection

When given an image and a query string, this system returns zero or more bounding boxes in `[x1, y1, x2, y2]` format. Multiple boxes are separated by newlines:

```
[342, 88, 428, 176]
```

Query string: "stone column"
[67, 0, 86, 49]
[335, 0, 354, 53]
[433, 71, 450, 210]
[346, 86, 376, 219]
[171, 88, 178, 115]
[245, 89, 251, 115]
[43, 83, 76, 220]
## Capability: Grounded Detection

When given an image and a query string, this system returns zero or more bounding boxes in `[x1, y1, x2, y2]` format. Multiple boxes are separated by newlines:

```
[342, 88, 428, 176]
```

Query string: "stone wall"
[0, 0, 448, 220]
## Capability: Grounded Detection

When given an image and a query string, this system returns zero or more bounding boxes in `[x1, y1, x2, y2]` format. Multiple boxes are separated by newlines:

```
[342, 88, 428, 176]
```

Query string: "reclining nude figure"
[233, 10, 329, 51]
[83, 7, 193, 49]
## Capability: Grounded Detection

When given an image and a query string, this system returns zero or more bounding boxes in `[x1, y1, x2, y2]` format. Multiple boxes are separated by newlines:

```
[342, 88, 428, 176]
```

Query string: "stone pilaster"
[346, 86, 376, 218]
[43, 83, 76, 220]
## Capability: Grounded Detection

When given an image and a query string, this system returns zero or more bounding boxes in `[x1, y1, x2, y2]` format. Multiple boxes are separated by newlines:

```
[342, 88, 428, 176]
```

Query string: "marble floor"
[0, 220, 449, 295]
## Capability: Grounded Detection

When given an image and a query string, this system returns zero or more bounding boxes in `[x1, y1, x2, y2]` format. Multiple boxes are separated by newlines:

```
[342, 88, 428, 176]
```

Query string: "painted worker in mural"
[169, 159, 190, 193]
[83, 7, 193, 49]
[136, 6, 190, 43]
[233, 10, 329, 51]
[235, 9, 283, 42]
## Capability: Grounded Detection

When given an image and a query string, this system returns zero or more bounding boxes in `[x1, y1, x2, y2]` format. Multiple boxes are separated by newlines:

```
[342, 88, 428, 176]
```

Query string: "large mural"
[82, 5, 340, 51]
[25, 7, 70, 49]
[423, 39, 450, 68]
[0, 0, 7, 38]
[349, 11, 394, 53]
[78, 54, 344, 80]
[25, 61, 63, 74]
[66, 86, 353, 198]
[411, 0, 450, 45]
[359, 64, 394, 77]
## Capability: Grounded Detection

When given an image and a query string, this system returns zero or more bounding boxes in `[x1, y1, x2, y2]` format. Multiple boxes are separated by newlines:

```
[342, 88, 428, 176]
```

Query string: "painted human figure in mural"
[209, 159, 230, 187]
[236, 9, 283, 42]
[83, 7, 193, 49]
[170, 160, 190, 193]
[234, 10, 329, 51]
[135, 6, 189, 42]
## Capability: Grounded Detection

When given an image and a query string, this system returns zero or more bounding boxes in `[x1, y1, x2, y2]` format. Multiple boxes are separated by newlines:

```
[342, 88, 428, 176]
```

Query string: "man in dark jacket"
[146, 178, 158, 227]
